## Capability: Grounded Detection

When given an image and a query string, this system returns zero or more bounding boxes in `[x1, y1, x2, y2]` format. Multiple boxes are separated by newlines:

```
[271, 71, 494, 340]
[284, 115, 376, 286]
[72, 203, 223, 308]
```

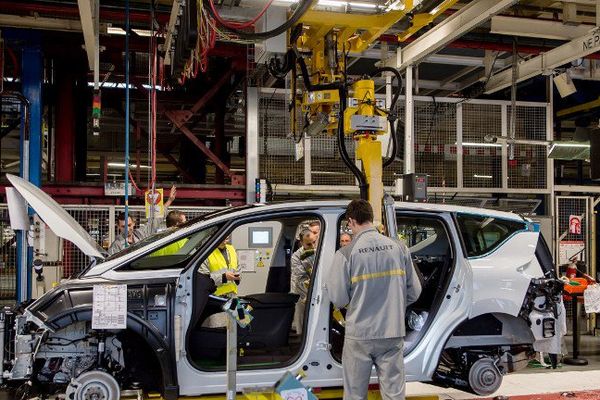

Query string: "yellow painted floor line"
[126, 391, 440, 400]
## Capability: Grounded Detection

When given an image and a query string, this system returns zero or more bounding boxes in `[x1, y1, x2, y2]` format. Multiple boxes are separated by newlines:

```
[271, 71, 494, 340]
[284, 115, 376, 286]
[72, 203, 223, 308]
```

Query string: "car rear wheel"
[468, 358, 502, 396]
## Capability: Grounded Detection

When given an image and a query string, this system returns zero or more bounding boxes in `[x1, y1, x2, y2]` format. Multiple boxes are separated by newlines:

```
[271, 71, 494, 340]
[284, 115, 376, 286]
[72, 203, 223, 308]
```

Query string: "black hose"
[368, 67, 403, 168]
[204, 0, 313, 41]
[337, 86, 368, 200]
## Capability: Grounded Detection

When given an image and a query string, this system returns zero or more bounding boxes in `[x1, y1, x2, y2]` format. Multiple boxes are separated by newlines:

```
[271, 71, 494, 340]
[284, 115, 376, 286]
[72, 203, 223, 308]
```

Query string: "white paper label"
[280, 388, 309, 400]
[295, 139, 304, 162]
[584, 284, 600, 314]
[92, 284, 127, 329]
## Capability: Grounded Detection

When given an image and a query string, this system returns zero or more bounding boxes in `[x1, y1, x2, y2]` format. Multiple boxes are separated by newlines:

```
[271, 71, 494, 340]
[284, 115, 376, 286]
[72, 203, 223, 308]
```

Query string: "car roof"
[207, 200, 527, 223]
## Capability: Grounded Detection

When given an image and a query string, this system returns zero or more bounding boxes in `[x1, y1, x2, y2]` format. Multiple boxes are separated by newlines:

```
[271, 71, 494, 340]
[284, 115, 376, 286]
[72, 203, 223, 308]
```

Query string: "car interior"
[329, 214, 455, 361]
[185, 214, 323, 371]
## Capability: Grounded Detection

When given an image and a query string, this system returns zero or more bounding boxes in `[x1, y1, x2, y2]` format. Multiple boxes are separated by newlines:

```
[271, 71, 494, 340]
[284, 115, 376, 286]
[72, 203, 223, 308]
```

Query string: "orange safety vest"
[207, 244, 239, 296]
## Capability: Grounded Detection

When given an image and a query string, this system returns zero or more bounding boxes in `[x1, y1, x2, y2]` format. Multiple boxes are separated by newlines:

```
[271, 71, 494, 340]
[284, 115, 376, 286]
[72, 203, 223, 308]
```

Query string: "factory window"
[457, 214, 526, 258]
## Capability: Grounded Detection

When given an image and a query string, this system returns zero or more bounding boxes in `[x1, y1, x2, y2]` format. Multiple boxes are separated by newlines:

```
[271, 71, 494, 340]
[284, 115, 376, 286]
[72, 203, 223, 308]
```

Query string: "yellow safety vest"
[151, 238, 188, 257]
[207, 244, 239, 296]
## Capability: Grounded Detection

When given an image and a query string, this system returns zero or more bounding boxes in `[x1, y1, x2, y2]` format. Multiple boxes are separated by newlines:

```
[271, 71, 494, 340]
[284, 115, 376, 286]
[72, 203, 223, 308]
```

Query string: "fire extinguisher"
[566, 262, 578, 279]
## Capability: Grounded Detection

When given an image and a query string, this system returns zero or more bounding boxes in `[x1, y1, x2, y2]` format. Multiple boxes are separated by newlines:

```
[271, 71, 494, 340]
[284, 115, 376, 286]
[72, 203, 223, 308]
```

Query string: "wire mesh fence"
[462, 102, 503, 189]
[0, 207, 16, 303]
[0, 204, 223, 299]
[257, 91, 550, 193]
[414, 100, 457, 188]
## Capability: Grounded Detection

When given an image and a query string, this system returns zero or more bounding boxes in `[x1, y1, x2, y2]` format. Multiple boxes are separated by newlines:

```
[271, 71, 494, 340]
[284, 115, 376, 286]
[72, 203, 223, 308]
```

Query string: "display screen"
[252, 230, 270, 245]
[248, 227, 273, 247]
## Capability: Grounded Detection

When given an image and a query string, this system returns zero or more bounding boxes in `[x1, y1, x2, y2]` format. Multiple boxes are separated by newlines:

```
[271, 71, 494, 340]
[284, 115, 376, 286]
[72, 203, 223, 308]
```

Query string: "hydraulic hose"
[338, 86, 369, 200]
[204, 0, 313, 41]
[369, 67, 403, 168]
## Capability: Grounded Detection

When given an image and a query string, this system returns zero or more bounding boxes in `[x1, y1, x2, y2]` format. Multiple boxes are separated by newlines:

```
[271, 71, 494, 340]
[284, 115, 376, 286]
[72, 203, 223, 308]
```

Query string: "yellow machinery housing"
[287, 0, 459, 222]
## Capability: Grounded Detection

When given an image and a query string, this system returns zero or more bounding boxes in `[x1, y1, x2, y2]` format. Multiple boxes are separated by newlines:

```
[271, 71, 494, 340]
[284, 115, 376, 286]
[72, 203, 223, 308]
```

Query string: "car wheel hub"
[65, 370, 120, 400]
[468, 358, 502, 396]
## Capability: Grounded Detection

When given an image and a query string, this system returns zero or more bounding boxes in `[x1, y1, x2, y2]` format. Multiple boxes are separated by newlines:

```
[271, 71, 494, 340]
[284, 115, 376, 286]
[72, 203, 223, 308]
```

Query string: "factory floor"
[2, 336, 600, 400]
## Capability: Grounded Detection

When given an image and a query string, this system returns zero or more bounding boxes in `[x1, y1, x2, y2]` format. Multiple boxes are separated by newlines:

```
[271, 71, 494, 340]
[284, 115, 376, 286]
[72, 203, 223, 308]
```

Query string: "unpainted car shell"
[3, 174, 560, 398]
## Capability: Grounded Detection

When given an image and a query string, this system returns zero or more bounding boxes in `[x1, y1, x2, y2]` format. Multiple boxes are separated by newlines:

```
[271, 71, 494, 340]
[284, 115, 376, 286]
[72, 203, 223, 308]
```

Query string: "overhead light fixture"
[461, 142, 503, 148]
[275, 0, 380, 9]
[385, 0, 404, 11]
[548, 141, 590, 160]
[473, 174, 493, 179]
[107, 162, 151, 169]
[132, 29, 153, 37]
[553, 72, 577, 98]
[107, 26, 126, 35]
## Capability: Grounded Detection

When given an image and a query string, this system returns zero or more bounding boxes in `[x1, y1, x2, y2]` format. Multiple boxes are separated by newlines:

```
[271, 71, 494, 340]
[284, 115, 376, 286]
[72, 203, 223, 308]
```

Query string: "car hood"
[6, 174, 107, 259]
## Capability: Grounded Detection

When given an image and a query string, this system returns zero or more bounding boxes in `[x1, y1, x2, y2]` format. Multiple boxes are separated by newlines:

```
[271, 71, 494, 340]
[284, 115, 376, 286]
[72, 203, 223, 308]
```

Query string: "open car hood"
[6, 174, 107, 259]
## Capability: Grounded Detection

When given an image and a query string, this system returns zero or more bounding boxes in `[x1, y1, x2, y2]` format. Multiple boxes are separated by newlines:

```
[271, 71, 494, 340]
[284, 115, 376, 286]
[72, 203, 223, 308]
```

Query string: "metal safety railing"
[0, 204, 222, 303]
[258, 89, 552, 195]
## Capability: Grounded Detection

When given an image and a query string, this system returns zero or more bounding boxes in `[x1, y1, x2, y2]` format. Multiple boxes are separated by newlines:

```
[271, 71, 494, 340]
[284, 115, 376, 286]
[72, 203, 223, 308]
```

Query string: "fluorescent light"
[107, 162, 151, 169]
[550, 142, 590, 148]
[350, 2, 379, 8]
[87, 82, 163, 91]
[132, 29, 153, 37]
[473, 174, 493, 179]
[318, 0, 345, 6]
[107, 26, 126, 35]
[461, 142, 503, 148]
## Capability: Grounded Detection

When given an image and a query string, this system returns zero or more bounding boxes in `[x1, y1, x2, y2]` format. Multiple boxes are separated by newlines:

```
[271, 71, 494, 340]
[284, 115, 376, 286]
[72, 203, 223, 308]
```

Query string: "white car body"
[1, 174, 564, 399]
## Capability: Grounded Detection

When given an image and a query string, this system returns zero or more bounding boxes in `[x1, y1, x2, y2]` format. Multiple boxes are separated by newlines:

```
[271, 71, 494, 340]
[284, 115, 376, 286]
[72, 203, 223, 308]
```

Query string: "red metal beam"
[165, 111, 234, 177]
[162, 68, 238, 178]
[0, 1, 170, 25]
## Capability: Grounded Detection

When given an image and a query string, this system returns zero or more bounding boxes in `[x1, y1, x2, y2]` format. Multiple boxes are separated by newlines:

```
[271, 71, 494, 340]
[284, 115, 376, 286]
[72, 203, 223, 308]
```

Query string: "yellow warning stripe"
[350, 268, 405, 284]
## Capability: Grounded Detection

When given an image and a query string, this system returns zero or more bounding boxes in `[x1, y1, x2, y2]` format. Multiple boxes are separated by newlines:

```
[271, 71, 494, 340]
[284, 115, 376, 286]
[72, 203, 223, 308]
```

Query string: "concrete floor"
[2, 335, 600, 399]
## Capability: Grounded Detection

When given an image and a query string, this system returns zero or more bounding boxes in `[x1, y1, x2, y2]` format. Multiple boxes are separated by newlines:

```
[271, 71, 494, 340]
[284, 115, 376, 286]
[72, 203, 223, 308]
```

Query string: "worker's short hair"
[116, 212, 133, 223]
[308, 221, 320, 228]
[297, 224, 312, 241]
[166, 210, 185, 228]
[345, 199, 374, 225]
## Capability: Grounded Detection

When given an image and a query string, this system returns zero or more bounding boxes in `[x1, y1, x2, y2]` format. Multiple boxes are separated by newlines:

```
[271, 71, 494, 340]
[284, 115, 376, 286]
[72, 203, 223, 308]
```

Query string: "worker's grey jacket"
[324, 227, 422, 340]
[107, 224, 153, 255]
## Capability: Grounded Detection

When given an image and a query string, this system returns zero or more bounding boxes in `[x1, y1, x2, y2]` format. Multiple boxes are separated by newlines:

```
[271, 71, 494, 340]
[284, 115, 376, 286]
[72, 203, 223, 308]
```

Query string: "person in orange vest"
[202, 237, 240, 296]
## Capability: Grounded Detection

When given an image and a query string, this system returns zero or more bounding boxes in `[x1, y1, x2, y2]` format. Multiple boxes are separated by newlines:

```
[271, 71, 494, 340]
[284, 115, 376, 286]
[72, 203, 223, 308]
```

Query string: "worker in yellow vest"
[205, 238, 240, 296]
[151, 210, 188, 256]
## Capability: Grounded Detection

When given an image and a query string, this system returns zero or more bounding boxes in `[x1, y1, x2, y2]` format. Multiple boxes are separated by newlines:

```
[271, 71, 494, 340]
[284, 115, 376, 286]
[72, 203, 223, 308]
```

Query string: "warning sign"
[145, 189, 164, 219]
[569, 215, 582, 235]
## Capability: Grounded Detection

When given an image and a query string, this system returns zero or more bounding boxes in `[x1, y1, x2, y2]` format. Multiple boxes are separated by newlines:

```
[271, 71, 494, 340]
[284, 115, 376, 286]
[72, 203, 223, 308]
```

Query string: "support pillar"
[18, 35, 43, 302]
[246, 87, 259, 204]
[404, 65, 415, 174]
[55, 68, 75, 182]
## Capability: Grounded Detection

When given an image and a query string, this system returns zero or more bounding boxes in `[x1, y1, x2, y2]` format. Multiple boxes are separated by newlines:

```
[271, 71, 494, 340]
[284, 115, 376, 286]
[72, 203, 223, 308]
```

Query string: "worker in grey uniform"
[324, 199, 422, 400]
[290, 225, 317, 335]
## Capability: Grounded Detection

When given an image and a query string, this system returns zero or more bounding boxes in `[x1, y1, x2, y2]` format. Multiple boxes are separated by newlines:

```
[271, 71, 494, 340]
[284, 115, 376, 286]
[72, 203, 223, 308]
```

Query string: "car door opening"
[185, 214, 324, 371]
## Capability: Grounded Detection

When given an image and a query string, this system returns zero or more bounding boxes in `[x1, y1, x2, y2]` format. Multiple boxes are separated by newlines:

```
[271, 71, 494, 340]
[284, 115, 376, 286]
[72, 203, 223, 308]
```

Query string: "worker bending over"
[325, 199, 422, 400]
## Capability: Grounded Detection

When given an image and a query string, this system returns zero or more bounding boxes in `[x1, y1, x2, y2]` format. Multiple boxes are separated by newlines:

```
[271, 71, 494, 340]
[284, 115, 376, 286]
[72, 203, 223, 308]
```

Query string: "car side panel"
[469, 232, 544, 318]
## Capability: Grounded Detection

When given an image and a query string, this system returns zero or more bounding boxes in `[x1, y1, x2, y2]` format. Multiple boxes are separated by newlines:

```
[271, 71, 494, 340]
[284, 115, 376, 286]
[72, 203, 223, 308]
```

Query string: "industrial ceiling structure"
[0, 0, 598, 203]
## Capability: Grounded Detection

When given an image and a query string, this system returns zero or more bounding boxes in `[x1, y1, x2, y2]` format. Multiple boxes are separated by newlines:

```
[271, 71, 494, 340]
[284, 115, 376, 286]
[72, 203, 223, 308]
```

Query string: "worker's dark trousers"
[342, 337, 405, 400]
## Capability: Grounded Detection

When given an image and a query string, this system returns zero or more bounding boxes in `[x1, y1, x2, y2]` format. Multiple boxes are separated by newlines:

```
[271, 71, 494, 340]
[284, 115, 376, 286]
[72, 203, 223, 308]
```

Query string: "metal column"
[246, 87, 259, 204]
[404, 66, 414, 174]
[18, 37, 43, 302]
